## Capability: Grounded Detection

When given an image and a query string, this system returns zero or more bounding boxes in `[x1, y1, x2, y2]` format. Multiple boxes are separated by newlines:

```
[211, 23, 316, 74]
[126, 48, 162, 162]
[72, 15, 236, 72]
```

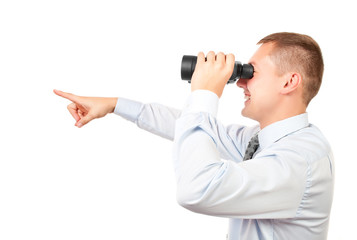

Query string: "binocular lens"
[181, 55, 254, 84]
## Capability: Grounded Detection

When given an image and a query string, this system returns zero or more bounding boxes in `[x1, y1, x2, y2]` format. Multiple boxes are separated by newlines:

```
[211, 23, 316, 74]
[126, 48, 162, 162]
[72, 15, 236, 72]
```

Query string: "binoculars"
[181, 55, 254, 84]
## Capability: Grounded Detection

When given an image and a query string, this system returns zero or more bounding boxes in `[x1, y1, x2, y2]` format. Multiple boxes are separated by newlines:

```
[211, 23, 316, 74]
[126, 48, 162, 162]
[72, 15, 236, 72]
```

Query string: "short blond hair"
[258, 32, 324, 106]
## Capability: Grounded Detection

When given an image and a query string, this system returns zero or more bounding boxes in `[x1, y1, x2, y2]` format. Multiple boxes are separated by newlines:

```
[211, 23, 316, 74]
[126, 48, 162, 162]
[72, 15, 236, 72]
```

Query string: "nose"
[236, 78, 248, 89]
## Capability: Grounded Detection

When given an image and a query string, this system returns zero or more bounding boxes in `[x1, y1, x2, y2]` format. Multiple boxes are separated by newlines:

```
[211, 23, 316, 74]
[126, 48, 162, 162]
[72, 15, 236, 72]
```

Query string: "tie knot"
[243, 134, 260, 161]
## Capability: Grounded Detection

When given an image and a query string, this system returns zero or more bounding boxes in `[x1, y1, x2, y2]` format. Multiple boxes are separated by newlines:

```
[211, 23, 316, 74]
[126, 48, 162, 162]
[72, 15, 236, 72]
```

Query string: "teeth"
[244, 95, 251, 100]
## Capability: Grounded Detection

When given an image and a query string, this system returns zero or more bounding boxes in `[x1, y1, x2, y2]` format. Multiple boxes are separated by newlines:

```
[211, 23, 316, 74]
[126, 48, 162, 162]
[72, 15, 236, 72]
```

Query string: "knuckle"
[207, 51, 215, 57]
[86, 112, 96, 120]
[215, 62, 224, 69]
[227, 53, 235, 61]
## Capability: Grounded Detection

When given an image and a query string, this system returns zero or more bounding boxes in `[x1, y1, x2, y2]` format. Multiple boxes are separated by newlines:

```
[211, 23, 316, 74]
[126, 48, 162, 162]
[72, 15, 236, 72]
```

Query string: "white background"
[0, 0, 355, 239]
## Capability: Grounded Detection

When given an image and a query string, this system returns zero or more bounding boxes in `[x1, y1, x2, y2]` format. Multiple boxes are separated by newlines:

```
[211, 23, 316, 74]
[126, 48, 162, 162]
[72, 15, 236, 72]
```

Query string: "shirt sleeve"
[181, 89, 219, 117]
[173, 90, 306, 219]
[114, 93, 248, 159]
[114, 97, 181, 141]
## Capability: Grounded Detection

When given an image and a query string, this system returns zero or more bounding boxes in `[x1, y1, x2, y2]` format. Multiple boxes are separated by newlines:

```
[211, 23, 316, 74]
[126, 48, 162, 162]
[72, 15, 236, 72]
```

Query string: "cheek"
[249, 78, 279, 106]
[248, 77, 270, 98]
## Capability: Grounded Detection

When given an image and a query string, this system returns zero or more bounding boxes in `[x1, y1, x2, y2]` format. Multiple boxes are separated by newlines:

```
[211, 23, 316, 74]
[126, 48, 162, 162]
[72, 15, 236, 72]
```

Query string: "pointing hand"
[54, 89, 118, 128]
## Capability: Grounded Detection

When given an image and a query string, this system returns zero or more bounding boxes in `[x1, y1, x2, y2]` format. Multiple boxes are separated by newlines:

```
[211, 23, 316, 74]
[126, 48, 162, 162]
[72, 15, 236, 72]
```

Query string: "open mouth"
[244, 92, 251, 103]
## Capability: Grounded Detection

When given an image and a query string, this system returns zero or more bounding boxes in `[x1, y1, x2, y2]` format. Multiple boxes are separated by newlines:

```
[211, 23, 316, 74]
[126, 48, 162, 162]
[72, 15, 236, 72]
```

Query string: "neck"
[258, 102, 306, 129]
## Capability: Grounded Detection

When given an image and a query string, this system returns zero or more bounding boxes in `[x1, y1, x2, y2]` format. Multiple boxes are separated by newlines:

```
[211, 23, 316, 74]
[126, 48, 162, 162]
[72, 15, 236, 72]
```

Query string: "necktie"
[243, 134, 259, 161]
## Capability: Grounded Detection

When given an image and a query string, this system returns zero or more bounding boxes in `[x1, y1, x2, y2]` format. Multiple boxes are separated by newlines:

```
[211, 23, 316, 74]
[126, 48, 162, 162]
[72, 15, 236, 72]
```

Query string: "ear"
[280, 72, 302, 95]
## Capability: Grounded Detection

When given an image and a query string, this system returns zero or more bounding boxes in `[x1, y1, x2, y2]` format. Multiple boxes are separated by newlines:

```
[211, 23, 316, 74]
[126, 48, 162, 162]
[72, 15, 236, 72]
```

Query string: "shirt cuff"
[114, 97, 144, 122]
[182, 90, 219, 117]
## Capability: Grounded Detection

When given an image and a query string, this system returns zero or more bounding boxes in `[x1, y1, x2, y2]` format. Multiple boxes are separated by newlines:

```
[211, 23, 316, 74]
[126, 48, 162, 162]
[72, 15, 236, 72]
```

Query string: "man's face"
[237, 43, 283, 124]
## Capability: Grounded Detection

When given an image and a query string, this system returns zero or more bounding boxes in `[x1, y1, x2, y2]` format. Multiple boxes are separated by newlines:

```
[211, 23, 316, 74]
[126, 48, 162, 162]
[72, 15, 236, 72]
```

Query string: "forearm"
[114, 97, 180, 141]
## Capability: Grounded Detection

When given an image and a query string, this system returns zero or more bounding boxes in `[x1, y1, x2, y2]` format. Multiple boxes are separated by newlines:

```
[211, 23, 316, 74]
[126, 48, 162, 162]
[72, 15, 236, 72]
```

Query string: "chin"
[241, 108, 256, 121]
[241, 108, 250, 118]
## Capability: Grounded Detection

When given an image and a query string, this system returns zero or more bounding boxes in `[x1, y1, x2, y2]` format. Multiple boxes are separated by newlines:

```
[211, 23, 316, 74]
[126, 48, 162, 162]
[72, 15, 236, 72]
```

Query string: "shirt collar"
[258, 113, 309, 149]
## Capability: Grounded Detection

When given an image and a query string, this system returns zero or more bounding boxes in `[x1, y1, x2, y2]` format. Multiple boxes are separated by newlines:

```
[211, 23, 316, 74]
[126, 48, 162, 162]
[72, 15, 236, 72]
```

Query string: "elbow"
[176, 188, 192, 209]
[176, 186, 208, 213]
[174, 162, 227, 213]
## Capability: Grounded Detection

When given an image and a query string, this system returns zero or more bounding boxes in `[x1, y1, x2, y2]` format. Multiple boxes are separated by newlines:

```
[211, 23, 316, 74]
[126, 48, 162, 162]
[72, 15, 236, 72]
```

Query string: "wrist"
[108, 97, 118, 113]
[183, 90, 219, 117]
[191, 86, 224, 98]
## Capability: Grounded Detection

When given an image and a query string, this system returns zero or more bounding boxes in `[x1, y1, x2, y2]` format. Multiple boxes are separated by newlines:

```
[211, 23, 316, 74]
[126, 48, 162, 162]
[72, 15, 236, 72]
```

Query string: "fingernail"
[76, 122, 83, 128]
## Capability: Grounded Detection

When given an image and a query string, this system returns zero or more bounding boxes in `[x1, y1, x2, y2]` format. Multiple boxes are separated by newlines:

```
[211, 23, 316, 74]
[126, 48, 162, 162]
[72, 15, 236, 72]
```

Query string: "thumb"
[75, 114, 94, 128]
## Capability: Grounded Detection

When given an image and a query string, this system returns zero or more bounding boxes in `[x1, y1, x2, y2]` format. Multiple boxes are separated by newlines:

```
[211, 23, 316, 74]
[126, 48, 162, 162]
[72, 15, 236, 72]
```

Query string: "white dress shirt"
[114, 90, 334, 240]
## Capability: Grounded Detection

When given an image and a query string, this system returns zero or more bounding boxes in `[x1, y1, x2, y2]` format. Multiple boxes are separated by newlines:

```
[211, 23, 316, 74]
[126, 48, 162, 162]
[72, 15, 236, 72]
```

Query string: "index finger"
[53, 89, 80, 103]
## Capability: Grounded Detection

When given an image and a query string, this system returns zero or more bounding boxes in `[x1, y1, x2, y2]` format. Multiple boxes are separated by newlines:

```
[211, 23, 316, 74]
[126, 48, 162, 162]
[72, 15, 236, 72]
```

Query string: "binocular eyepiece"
[181, 55, 254, 84]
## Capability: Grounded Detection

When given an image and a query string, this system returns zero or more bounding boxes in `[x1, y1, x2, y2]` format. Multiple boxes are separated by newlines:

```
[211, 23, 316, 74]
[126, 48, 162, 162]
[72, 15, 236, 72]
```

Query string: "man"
[54, 32, 334, 240]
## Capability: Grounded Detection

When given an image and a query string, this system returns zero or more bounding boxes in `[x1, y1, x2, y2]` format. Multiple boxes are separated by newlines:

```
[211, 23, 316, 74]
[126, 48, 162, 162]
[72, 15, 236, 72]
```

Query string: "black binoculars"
[181, 55, 254, 84]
